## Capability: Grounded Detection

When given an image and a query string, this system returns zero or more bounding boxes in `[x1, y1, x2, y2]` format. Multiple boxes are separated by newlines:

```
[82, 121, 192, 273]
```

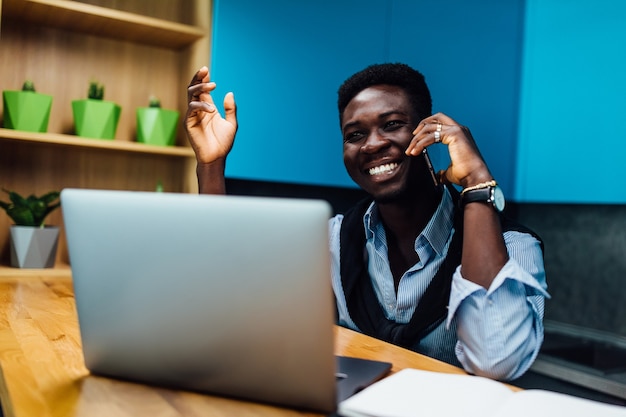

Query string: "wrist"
[460, 168, 493, 190]
[197, 159, 227, 195]
[460, 180, 497, 196]
[459, 181, 505, 212]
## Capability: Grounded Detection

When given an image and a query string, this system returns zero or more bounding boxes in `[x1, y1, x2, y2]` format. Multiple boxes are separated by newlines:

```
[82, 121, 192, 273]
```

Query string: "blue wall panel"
[211, 0, 389, 187]
[211, 0, 523, 193]
[388, 0, 525, 199]
[516, 0, 626, 203]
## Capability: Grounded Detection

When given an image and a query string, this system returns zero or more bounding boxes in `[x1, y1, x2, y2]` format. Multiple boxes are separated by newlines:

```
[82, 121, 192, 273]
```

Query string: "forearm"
[460, 202, 509, 289]
[197, 159, 227, 195]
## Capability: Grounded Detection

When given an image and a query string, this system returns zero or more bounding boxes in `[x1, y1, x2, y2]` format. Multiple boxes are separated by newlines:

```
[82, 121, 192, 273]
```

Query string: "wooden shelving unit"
[0, 0, 211, 271]
[1, 0, 207, 48]
[0, 128, 196, 157]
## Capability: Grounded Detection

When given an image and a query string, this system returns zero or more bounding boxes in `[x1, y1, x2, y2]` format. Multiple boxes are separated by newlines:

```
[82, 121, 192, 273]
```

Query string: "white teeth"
[368, 163, 398, 176]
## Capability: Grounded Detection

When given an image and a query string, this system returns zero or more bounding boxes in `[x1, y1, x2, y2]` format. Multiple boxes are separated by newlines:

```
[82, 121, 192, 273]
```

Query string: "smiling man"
[184, 63, 549, 381]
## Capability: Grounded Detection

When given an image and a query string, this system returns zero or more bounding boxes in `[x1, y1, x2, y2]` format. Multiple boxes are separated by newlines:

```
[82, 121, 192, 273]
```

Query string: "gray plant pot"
[9, 225, 60, 268]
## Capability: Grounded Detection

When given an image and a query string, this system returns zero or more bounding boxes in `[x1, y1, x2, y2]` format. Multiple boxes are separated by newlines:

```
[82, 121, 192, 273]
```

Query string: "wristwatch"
[460, 184, 505, 212]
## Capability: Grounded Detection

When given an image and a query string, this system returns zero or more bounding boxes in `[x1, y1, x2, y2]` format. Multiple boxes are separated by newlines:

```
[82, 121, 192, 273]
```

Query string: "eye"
[383, 120, 406, 132]
[343, 130, 364, 143]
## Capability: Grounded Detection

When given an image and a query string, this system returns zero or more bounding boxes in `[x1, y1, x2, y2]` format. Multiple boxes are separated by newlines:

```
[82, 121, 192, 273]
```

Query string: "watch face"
[493, 186, 505, 211]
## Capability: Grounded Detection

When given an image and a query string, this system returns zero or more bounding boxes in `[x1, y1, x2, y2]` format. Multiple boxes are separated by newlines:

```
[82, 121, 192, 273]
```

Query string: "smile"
[368, 162, 398, 176]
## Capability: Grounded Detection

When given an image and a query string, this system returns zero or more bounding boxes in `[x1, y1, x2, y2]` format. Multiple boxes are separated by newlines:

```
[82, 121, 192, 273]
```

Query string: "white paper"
[338, 368, 626, 417]
[494, 389, 626, 417]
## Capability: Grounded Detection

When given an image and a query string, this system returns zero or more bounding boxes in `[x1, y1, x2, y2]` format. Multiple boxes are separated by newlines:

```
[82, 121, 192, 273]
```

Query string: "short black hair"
[337, 63, 432, 126]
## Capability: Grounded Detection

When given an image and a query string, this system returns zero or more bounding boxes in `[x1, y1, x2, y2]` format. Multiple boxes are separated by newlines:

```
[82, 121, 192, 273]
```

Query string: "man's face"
[341, 85, 423, 202]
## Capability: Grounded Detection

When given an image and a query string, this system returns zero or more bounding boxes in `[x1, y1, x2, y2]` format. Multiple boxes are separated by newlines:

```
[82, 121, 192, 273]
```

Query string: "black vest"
[338, 185, 542, 349]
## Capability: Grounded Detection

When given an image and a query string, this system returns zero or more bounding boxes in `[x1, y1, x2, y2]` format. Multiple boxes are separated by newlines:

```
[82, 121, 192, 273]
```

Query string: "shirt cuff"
[446, 257, 550, 327]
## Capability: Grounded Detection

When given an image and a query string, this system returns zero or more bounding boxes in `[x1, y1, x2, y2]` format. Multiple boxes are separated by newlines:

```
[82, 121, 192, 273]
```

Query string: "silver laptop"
[61, 188, 390, 413]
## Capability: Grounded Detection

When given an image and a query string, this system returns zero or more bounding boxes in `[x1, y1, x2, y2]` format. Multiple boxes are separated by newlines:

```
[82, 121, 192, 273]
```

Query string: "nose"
[360, 131, 390, 154]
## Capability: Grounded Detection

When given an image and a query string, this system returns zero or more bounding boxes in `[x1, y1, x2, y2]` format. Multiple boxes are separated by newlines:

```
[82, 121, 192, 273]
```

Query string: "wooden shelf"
[1, 0, 207, 49]
[0, 263, 72, 278]
[0, 128, 195, 158]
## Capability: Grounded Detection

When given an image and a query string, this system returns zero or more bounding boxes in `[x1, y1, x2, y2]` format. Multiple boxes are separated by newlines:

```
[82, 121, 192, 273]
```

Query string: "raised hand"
[185, 66, 238, 165]
[406, 112, 493, 188]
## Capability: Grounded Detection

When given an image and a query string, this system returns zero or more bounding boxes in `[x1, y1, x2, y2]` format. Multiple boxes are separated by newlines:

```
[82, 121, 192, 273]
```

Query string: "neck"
[376, 184, 443, 240]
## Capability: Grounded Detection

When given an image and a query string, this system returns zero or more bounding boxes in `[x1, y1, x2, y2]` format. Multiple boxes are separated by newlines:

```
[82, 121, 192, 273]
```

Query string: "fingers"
[188, 66, 209, 87]
[185, 68, 215, 133]
[185, 101, 214, 122]
[223, 92, 238, 131]
[184, 68, 238, 139]
[406, 112, 468, 156]
[188, 83, 217, 106]
[187, 66, 217, 107]
[438, 168, 452, 185]
[406, 119, 446, 156]
[187, 67, 209, 103]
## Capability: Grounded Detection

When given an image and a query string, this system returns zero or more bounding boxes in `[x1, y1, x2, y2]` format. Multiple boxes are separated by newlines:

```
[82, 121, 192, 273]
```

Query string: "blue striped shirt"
[329, 188, 549, 381]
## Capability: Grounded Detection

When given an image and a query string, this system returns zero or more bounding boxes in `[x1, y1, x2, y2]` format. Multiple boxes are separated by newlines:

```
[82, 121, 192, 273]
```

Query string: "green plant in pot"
[136, 95, 179, 146]
[0, 188, 61, 268]
[2, 80, 53, 132]
[72, 80, 121, 140]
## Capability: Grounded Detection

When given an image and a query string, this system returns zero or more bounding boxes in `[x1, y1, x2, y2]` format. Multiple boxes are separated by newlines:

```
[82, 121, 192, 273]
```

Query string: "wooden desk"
[0, 274, 467, 417]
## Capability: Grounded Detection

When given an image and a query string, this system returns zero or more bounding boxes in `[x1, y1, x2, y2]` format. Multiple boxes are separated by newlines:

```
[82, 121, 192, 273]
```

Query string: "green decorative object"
[71, 80, 121, 140]
[136, 96, 179, 146]
[2, 80, 53, 132]
[0, 188, 61, 268]
[72, 99, 121, 139]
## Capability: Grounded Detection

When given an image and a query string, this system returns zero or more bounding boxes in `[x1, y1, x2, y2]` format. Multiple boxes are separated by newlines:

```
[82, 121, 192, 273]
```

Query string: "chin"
[353, 173, 407, 203]
[369, 185, 407, 204]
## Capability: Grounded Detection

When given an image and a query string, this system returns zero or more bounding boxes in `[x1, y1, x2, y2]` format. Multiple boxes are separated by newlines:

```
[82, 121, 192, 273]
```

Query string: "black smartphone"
[422, 148, 439, 187]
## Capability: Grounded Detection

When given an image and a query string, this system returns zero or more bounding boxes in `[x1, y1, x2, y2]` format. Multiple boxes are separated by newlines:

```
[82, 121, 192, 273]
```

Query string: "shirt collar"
[422, 187, 455, 256]
[362, 187, 455, 256]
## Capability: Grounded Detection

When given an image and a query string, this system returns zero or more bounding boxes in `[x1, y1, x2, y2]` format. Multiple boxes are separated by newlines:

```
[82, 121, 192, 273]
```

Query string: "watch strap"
[460, 187, 492, 206]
